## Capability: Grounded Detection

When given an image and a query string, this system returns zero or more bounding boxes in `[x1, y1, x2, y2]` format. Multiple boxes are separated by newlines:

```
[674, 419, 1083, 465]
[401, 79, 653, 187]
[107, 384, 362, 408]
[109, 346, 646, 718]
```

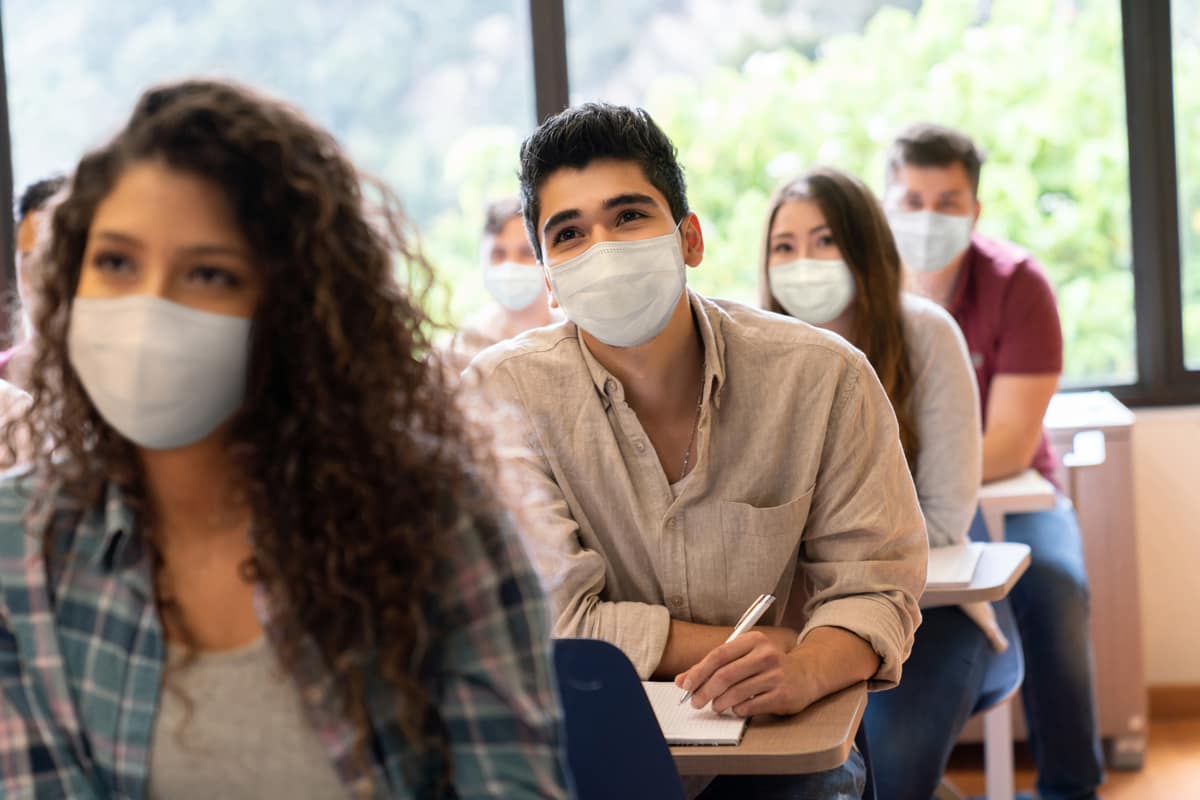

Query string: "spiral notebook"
[641, 681, 749, 745]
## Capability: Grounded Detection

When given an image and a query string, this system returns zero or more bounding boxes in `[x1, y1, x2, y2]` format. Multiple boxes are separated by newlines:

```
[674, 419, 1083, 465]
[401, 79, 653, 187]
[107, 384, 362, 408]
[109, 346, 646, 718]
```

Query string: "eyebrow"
[93, 230, 248, 258]
[602, 192, 656, 210]
[93, 231, 144, 249]
[770, 223, 830, 240]
[541, 208, 579, 237]
[541, 192, 659, 237]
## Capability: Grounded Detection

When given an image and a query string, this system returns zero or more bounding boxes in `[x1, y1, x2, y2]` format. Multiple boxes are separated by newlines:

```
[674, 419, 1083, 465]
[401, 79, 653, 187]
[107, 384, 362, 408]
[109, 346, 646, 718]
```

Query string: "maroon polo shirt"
[950, 232, 1062, 485]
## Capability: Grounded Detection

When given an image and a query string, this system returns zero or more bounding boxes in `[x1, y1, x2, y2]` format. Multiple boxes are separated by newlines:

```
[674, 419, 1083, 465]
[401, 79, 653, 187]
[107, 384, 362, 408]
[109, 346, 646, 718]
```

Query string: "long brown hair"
[760, 166, 920, 468]
[3, 79, 499, 786]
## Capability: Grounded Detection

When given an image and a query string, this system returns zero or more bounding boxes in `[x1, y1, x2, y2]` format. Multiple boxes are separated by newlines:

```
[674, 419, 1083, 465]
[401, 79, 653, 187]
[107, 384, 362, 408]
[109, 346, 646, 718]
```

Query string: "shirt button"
[666, 517, 677, 529]
[605, 378, 617, 394]
[669, 595, 685, 608]
[634, 439, 647, 453]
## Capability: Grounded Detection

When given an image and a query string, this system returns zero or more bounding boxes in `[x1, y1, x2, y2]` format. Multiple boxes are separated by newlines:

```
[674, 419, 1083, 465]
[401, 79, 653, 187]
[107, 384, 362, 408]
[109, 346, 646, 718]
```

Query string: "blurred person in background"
[2, 174, 67, 389]
[448, 197, 560, 372]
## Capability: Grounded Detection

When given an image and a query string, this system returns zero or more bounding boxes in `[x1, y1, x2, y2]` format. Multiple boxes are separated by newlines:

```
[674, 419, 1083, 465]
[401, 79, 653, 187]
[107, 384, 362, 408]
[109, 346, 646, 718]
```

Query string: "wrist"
[764, 625, 800, 654]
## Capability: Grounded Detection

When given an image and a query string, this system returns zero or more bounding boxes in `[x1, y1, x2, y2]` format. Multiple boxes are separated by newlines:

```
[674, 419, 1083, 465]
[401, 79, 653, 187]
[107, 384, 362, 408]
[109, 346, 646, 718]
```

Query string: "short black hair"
[518, 103, 689, 261]
[886, 123, 986, 195]
[16, 174, 68, 223]
[482, 196, 522, 237]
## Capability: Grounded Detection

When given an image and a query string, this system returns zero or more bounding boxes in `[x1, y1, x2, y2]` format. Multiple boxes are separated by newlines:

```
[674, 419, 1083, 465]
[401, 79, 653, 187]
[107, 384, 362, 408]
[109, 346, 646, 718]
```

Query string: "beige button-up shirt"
[470, 290, 926, 687]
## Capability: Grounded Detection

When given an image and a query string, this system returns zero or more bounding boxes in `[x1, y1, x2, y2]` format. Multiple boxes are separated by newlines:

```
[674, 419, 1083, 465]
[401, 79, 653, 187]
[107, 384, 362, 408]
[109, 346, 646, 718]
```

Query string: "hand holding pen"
[678, 593, 776, 706]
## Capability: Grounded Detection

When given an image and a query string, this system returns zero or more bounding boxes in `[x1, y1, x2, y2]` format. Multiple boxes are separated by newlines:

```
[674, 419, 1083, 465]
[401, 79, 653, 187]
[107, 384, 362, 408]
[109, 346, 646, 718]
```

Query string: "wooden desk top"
[670, 681, 867, 775]
[977, 469, 1057, 540]
[978, 469, 1056, 508]
[920, 541, 1032, 608]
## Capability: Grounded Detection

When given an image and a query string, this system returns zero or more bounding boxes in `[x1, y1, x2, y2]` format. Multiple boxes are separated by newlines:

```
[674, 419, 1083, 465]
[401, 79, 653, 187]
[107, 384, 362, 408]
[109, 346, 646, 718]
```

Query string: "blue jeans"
[969, 496, 1104, 800]
[696, 747, 866, 799]
[862, 605, 993, 800]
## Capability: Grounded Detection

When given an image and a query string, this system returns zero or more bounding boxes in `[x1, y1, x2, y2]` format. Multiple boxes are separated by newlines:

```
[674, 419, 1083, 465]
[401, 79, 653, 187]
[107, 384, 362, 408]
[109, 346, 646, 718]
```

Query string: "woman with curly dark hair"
[0, 79, 568, 799]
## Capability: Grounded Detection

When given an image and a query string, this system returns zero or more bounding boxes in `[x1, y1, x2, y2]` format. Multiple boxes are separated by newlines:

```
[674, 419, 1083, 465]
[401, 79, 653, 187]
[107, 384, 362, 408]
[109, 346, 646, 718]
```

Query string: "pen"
[678, 592, 777, 705]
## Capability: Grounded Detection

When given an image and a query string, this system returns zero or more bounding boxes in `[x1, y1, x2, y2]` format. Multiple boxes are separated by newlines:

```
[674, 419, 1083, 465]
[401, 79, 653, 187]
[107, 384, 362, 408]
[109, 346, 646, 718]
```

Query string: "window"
[2, 0, 1190, 401]
[565, 0, 1134, 386]
[1173, 0, 1200, 369]
[3, 0, 535, 324]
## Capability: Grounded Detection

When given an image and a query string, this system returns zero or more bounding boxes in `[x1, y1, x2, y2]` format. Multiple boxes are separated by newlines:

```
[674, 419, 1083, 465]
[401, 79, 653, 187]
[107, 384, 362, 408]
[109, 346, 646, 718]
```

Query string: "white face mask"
[484, 260, 545, 311]
[545, 225, 686, 348]
[768, 258, 856, 325]
[886, 209, 974, 273]
[68, 295, 252, 450]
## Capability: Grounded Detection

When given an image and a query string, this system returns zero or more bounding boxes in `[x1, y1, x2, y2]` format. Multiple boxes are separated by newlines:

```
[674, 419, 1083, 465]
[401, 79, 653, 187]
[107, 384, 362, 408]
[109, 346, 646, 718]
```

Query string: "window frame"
[0, 12, 15, 340]
[1116, 0, 1200, 406]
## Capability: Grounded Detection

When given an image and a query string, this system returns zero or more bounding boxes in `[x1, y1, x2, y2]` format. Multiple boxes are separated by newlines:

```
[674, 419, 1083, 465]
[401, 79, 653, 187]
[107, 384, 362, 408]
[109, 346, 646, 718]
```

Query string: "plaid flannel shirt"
[0, 471, 569, 799]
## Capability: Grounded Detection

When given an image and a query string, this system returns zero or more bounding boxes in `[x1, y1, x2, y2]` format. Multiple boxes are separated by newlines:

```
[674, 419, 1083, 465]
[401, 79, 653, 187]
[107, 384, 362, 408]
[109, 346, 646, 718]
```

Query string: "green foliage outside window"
[427, 0, 1135, 385]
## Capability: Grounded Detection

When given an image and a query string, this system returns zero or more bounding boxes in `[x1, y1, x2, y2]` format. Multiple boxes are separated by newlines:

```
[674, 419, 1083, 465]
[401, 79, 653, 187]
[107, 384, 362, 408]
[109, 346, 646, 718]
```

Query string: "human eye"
[188, 264, 243, 289]
[771, 241, 793, 255]
[91, 250, 135, 274]
[615, 208, 647, 225]
[552, 227, 581, 246]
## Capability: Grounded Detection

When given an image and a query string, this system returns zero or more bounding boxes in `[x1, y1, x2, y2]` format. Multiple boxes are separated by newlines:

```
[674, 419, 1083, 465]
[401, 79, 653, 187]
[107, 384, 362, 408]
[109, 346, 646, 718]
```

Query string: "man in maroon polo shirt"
[884, 123, 1104, 800]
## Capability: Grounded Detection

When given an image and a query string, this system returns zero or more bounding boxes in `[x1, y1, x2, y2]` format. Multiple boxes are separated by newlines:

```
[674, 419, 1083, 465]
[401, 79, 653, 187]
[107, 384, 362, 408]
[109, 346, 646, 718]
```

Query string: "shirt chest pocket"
[718, 487, 814, 615]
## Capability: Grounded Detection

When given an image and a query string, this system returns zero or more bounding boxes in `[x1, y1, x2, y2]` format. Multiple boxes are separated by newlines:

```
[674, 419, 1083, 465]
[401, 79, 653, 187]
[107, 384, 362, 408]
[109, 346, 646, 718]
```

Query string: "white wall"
[1132, 406, 1200, 686]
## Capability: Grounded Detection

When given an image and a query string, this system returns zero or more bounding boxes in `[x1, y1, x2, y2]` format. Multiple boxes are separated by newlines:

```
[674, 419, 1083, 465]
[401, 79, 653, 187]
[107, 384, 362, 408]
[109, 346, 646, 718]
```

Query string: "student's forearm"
[982, 426, 1041, 482]
[652, 619, 799, 680]
[784, 625, 880, 705]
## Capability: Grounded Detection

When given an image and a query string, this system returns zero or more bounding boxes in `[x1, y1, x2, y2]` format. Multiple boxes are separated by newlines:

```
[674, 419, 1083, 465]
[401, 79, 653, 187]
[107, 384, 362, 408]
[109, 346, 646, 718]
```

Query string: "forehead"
[536, 159, 670, 229]
[892, 162, 974, 194]
[91, 162, 243, 241]
[492, 215, 527, 243]
[771, 198, 827, 233]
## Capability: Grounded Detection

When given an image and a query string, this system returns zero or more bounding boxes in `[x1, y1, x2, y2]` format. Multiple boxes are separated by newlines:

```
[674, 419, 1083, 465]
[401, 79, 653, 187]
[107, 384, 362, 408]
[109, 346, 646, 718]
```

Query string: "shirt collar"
[577, 288, 727, 412]
[76, 482, 152, 598]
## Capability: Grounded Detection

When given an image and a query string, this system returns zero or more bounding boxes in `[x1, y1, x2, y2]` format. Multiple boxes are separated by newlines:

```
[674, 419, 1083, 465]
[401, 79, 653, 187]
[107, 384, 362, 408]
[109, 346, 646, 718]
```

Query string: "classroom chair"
[553, 638, 687, 800]
[935, 597, 1026, 800]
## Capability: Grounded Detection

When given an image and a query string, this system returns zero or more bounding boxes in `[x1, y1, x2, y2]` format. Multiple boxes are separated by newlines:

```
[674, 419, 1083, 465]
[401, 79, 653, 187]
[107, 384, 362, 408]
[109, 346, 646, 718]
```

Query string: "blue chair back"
[972, 597, 1025, 714]
[554, 638, 686, 800]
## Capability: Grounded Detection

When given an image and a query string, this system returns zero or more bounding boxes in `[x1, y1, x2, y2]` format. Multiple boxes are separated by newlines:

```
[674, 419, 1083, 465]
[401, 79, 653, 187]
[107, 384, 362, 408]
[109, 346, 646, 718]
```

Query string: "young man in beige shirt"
[470, 103, 927, 798]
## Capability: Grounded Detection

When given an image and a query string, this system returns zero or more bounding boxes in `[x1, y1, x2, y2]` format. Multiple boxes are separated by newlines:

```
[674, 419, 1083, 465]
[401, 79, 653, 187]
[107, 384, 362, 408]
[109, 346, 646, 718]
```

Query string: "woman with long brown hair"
[760, 166, 997, 797]
[0, 79, 567, 799]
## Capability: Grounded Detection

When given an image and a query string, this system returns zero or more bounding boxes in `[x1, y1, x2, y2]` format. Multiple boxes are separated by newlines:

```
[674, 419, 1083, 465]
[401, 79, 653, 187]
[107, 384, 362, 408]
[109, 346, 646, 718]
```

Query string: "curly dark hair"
[3, 79, 498, 787]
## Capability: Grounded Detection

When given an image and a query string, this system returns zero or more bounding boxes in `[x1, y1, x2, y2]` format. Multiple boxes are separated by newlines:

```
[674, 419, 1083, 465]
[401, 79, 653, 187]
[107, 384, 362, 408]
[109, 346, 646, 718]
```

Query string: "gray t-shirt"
[902, 294, 1006, 648]
[901, 292, 982, 548]
[148, 637, 347, 800]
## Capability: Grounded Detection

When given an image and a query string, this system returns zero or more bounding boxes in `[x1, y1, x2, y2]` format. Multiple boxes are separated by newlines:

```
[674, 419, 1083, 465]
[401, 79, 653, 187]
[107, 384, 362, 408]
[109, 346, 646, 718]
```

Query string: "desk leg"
[983, 703, 1015, 800]
[982, 509, 1006, 543]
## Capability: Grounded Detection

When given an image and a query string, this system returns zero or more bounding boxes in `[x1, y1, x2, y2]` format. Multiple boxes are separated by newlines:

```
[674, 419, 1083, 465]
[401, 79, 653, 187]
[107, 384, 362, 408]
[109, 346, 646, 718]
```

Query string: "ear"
[681, 212, 704, 268]
[541, 264, 559, 309]
[971, 200, 983, 228]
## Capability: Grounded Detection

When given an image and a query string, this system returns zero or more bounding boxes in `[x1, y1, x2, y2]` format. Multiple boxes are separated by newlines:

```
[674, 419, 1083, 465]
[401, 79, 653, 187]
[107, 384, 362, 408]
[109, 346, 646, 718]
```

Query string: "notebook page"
[642, 681, 749, 745]
[927, 542, 984, 588]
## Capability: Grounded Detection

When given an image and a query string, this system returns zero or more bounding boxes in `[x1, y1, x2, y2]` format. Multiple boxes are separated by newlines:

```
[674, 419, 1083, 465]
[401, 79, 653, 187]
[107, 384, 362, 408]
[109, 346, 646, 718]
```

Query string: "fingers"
[709, 668, 783, 715]
[677, 632, 784, 709]
[674, 631, 761, 693]
[731, 687, 789, 718]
